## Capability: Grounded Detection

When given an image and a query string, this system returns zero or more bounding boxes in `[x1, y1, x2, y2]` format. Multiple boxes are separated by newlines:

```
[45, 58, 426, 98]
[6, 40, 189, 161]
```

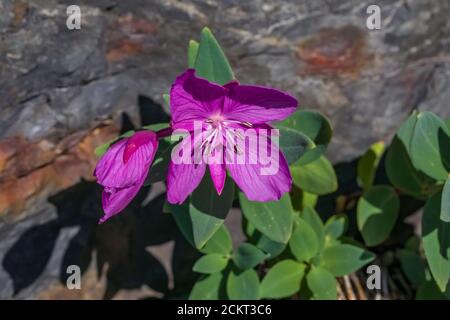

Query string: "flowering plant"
[94, 28, 450, 300]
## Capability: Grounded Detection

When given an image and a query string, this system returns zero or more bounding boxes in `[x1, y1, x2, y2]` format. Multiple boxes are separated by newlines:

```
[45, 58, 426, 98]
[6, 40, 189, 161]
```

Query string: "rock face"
[0, 0, 449, 298]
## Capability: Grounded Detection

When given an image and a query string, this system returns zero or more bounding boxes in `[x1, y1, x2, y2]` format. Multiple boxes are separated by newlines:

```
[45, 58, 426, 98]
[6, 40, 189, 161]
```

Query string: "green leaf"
[201, 225, 233, 255]
[397, 111, 419, 155]
[189, 273, 224, 300]
[422, 191, 450, 292]
[441, 177, 450, 222]
[301, 206, 325, 251]
[277, 126, 313, 165]
[169, 202, 195, 247]
[397, 249, 426, 288]
[144, 137, 176, 184]
[189, 173, 235, 249]
[277, 110, 332, 165]
[243, 220, 286, 259]
[357, 141, 385, 191]
[289, 218, 319, 262]
[385, 137, 433, 199]
[239, 193, 294, 244]
[357, 185, 399, 246]
[233, 243, 267, 270]
[416, 280, 448, 300]
[227, 269, 260, 300]
[194, 27, 234, 85]
[324, 214, 348, 243]
[255, 234, 286, 259]
[306, 266, 337, 300]
[408, 112, 450, 180]
[162, 93, 170, 108]
[188, 40, 199, 68]
[291, 155, 337, 195]
[260, 260, 305, 299]
[193, 254, 229, 274]
[320, 244, 375, 276]
[300, 191, 318, 210]
[405, 236, 421, 252]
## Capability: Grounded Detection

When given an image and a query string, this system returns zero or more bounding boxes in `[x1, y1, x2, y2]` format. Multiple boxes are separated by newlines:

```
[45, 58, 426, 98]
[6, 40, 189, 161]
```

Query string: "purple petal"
[226, 129, 292, 201]
[222, 82, 298, 124]
[170, 69, 226, 123]
[209, 163, 226, 195]
[99, 177, 145, 224]
[167, 162, 206, 204]
[166, 133, 206, 204]
[94, 130, 158, 188]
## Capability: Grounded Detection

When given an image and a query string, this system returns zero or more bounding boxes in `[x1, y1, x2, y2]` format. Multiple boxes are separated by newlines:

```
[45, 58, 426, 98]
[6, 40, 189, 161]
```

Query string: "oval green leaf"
[357, 185, 400, 246]
[306, 266, 337, 300]
[277, 126, 313, 165]
[324, 214, 348, 243]
[201, 225, 233, 255]
[301, 206, 325, 251]
[239, 193, 294, 244]
[193, 254, 229, 274]
[256, 234, 286, 259]
[260, 260, 305, 299]
[289, 218, 319, 262]
[194, 27, 234, 85]
[232, 243, 267, 270]
[188, 39, 199, 68]
[277, 110, 332, 165]
[320, 244, 375, 276]
[189, 273, 224, 300]
[357, 141, 385, 191]
[227, 269, 260, 300]
[422, 191, 450, 292]
[397, 249, 426, 288]
[409, 112, 450, 180]
[441, 177, 450, 222]
[385, 137, 433, 199]
[291, 155, 338, 195]
[190, 173, 235, 249]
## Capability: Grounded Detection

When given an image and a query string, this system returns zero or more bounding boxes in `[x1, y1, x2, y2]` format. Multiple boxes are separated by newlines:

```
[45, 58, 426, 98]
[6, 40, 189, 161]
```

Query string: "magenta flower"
[94, 130, 158, 223]
[166, 69, 297, 204]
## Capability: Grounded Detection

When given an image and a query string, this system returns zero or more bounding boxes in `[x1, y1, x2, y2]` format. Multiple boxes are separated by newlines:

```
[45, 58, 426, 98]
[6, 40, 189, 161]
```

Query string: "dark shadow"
[3, 221, 60, 295]
[138, 95, 170, 126]
[3, 178, 199, 299]
[438, 128, 450, 172]
[2, 98, 197, 299]
[120, 112, 136, 134]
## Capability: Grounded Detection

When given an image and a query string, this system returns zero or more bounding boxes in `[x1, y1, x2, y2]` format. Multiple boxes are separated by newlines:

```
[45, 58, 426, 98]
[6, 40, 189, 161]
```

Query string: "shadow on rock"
[3, 97, 198, 299]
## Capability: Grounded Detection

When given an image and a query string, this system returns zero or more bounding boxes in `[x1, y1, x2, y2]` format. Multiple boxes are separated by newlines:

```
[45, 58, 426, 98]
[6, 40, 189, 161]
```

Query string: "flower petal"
[226, 129, 292, 201]
[99, 177, 145, 224]
[94, 131, 158, 188]
[167, 162, 206, 204]
[209, 163, 226, 195]
[170, 69, 226, 123]
[166, 133, 207, 204]
[222, 82, 298, 124]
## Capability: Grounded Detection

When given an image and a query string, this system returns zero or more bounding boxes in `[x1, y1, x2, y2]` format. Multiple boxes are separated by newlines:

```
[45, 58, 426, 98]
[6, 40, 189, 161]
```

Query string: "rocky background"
[0, 0, 449, 299]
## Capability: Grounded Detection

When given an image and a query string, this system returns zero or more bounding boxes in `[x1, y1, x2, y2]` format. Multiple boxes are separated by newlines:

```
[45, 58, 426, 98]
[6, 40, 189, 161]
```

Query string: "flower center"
[200, 116, 254, 157]
[206, 114, 224, 129]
